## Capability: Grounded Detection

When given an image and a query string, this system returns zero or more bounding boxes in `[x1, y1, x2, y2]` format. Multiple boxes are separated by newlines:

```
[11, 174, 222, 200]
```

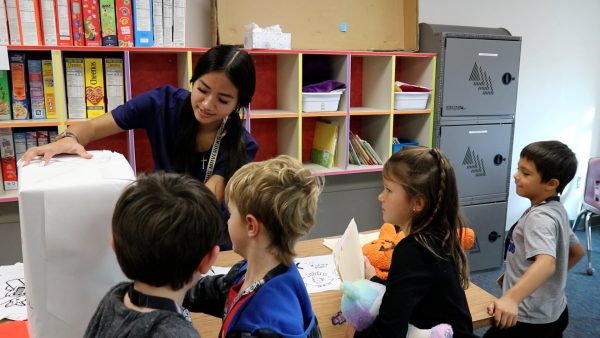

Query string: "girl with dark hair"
[346, 146, 477, 338]
[21, 45, 258, 247]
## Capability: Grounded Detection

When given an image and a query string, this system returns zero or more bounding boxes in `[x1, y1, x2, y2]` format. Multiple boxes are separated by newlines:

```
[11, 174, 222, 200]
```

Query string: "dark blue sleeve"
[111, 85, 186, 130]
[212, 128, 259, 178]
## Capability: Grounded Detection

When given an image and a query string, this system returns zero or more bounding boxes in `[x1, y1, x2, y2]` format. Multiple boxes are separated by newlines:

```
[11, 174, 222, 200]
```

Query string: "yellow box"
[42, 60, 56, 119]
[84, 58, 106, 118]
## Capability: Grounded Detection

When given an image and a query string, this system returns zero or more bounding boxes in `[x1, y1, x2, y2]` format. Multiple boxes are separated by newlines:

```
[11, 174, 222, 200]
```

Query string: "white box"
[18, 151, 135, 338]
[244, 31, 291, 50]
[394, 91, 430, 110]
[302, 91, 344, 113]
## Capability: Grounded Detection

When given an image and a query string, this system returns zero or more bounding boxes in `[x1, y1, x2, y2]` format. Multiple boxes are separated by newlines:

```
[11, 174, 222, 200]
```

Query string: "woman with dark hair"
[22, 45, 259, 246]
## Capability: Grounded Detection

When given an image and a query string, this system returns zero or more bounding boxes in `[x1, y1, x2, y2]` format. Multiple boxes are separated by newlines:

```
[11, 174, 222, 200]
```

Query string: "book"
[65, 57, 86, 119]
[27, 59, 46, 119]
[99, 0, 118, 46]
[42, 60, 56, 119]
[84, 58, 105, 118]
[82, 0, 101, 46]
[311, 120, 338, 168]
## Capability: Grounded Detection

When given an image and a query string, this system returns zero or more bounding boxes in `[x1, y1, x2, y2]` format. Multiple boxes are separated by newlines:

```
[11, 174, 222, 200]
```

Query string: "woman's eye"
[219, 99, 230, 105]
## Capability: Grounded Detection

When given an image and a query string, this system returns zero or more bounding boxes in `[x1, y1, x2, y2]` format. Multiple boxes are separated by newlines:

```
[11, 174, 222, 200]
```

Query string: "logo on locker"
[468, 62, 494, 95]
[463, 146, 486, 177]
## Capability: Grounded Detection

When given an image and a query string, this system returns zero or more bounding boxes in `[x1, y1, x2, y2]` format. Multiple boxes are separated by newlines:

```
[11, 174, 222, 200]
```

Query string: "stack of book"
[348, 131, 383, 166]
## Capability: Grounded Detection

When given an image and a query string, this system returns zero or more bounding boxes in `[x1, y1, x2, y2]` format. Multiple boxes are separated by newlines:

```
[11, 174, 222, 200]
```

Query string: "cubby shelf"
[1, 47, 436, 202]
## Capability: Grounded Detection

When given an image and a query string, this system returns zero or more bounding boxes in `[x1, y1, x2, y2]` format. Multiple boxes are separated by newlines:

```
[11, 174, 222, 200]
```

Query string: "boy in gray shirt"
[484, 141, 585, 338]
[84, 172, 222, 338]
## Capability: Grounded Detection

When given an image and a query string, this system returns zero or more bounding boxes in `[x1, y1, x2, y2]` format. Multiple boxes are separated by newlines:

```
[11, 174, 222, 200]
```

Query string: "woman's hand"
[20, 137, 92, 166]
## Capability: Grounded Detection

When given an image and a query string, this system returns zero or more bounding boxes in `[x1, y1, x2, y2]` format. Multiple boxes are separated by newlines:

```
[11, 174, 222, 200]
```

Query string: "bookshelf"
[0, 46, 436, 201]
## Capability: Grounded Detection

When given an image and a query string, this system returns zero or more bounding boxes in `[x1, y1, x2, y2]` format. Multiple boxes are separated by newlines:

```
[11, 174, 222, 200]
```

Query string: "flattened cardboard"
[212, 0, 418, 51]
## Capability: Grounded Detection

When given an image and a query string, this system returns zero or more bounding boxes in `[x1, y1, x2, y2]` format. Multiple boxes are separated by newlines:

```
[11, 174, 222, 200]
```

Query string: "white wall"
[419, 0, 600, 227]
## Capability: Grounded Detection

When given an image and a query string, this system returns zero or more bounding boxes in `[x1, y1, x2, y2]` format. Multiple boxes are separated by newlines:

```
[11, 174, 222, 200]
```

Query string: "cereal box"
[99, 0, 117, 46]
[25, 131, 38, 148]
[84, 58, 105, 118]
[28, 60, 46, 119]
[42, 60, 57, 119]
[9, 53, 29, 120]
[115, 0, 133, 46]
[104, 58, 124, 112]
[13, 132, 27, 161]
[133, 0, 153, 46]
[55, 0, 73, 45]
[40, 0, 58, 45]
[82, 0, 102, 46]
[0, 71, 12, 120]
[37, 130, 49, 146]
[0, 128, 17, 190]
[16, 0, 44, 45]
[71, 0, 85, 46]
[65, 58, 86, 119]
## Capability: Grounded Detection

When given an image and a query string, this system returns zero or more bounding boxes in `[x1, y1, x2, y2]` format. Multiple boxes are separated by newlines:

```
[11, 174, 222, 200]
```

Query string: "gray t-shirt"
[84, 282, 200, 338]
[503, 199, 580, 324]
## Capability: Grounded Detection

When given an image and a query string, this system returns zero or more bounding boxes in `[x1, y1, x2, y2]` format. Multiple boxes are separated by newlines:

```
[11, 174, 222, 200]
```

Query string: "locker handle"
[488, 231, 502, 242]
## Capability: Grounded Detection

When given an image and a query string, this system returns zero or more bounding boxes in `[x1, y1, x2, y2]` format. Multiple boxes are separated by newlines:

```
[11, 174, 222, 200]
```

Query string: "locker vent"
[469, 62, 494, 95]
[463, 147, 487, 177]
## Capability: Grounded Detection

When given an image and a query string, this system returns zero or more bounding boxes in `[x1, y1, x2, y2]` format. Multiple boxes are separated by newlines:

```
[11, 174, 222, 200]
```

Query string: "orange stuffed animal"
[362, 223, 475, 281]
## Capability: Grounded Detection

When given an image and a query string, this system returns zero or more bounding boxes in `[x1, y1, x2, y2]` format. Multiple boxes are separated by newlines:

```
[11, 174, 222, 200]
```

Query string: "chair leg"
[585, 211, 595, 275]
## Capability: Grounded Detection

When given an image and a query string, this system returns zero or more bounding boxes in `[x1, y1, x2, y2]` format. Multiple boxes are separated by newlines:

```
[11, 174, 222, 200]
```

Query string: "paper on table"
[0, 263, 27, 321]
[295, 255, 341, 294]
[332, 218, 364, 282]
[322, 231, 380, 251]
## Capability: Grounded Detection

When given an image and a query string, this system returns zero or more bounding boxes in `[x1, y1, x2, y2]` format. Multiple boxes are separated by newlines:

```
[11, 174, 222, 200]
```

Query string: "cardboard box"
[65, 57, 86, 119]
[244, 30, 291, 50]
[212, 0, 418, 51]
[18, 151, 134, 338]
[0, 128, 17, 190]
[84, 58, 106, 118]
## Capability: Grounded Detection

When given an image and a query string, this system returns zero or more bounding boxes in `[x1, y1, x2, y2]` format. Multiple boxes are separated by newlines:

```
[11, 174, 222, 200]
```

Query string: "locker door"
[462, 202, 507, 271]
[440, 124, 512, 202]
[441, 38, 521, 117]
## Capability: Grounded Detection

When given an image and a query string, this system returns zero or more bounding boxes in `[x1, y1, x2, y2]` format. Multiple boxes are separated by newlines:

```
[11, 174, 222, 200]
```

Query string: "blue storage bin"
[392, 140, 418, 153]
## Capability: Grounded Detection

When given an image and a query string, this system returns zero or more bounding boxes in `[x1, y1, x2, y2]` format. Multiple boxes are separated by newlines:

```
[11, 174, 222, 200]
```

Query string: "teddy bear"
[340, 278, 453, 338]
[362, 223, 475, 281]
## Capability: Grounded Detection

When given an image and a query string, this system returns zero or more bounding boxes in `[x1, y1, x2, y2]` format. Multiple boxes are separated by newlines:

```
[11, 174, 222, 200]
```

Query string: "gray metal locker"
[420, 24, 521, 271]
[439, 123, 513, 204]
[442, 38, 521, 117]
[462, 202, 507, 272]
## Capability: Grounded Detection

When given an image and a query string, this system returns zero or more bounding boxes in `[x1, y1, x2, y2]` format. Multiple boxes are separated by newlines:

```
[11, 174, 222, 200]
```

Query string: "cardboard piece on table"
[332, 218, 364, 282]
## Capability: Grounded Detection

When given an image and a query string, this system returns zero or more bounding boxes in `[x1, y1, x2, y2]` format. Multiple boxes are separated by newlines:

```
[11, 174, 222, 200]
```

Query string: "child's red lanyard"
[220, 278, 264, 337]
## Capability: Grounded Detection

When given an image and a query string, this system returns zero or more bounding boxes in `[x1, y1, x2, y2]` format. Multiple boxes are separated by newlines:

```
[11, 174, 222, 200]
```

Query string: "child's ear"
[545, 178, 560, 191]
[198, 245, 220, 274]
[245, 214, 261, 237]
[413, 194, 426, 213]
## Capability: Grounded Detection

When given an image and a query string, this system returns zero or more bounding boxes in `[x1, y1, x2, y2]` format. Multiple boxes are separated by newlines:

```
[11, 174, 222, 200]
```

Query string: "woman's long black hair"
[173, 45, 256, 180]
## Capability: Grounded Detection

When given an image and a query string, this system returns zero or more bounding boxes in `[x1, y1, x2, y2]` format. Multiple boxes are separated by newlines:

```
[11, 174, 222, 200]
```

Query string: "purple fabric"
[302, 80, 346, 93]
[111, 85, 258, 180]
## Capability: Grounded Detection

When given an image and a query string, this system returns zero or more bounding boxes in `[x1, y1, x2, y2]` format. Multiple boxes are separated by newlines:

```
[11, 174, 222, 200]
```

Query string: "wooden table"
[192, 236, 496, 337]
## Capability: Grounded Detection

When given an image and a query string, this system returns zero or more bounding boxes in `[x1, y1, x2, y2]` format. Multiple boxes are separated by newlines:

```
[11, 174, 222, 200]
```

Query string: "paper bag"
[18, 151, 135, 338]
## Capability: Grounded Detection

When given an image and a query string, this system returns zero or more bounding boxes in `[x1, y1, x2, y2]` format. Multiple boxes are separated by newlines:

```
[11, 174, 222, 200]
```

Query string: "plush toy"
[362, 223, 475, 281]
[340, 279, 453, 338]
